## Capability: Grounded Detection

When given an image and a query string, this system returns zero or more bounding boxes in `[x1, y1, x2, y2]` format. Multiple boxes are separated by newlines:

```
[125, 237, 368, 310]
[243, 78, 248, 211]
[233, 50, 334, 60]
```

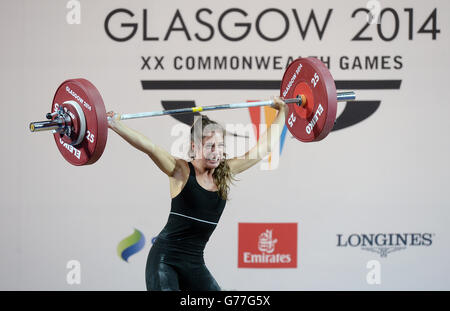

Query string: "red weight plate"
[280, 57, 337, 142]
[51, 79, 108, 166]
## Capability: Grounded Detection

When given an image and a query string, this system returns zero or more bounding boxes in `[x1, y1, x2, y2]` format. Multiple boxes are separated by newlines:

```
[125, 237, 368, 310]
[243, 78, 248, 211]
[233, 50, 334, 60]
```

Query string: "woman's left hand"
[271, 96, 287, 111]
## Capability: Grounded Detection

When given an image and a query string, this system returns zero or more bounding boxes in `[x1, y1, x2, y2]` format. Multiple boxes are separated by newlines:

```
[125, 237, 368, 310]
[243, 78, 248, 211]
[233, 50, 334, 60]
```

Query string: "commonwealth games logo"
[117, 229, 146, 262]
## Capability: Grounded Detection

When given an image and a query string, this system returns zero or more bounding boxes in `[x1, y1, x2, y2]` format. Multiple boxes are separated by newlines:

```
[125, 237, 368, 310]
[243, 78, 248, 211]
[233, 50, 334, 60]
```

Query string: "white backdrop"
[0, 0, 449, 290]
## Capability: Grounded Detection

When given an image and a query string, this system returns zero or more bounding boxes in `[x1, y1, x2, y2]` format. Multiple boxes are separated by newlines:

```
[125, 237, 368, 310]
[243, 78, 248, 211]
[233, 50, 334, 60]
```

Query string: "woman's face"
[193, 131, 224, 169]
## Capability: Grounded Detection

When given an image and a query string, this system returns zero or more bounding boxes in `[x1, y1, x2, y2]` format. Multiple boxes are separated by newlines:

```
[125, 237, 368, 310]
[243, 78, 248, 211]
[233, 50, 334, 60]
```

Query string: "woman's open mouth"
[207, 157, 219, 163]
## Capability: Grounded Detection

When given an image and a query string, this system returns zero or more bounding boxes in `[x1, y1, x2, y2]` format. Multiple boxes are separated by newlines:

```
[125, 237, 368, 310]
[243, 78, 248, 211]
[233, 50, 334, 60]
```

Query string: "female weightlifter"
[106, 96, 286, 291]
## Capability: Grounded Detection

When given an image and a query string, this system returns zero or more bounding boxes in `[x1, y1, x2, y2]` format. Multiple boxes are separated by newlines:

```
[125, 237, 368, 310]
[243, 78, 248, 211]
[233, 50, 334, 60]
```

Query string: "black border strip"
[141, 80, 402, 90]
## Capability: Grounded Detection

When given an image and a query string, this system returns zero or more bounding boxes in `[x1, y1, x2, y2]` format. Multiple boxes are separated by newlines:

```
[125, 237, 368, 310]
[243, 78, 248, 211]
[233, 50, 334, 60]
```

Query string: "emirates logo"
[238, 223, 297, 268]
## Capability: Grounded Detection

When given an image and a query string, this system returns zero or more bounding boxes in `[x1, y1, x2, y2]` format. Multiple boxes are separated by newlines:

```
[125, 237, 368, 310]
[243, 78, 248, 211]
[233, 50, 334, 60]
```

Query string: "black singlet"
[145, 161, 227, 290]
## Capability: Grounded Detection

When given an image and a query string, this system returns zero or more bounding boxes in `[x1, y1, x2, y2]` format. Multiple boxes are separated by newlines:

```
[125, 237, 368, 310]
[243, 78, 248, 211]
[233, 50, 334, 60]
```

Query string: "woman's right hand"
[106, 111, 121, 130]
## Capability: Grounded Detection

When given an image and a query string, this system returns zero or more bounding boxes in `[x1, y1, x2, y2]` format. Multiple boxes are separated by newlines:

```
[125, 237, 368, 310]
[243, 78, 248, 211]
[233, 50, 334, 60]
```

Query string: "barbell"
[29, 57, 356, 166]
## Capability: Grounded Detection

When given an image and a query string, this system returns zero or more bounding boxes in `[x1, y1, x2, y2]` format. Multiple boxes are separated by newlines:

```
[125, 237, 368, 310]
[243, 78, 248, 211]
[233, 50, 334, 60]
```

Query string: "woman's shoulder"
[168, 158, 191, 195]
[171, 157, 191, 178]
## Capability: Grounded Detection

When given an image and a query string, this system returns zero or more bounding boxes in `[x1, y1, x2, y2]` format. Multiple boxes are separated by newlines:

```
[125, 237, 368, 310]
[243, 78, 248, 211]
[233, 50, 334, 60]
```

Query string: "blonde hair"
[189, 115, 237, 200]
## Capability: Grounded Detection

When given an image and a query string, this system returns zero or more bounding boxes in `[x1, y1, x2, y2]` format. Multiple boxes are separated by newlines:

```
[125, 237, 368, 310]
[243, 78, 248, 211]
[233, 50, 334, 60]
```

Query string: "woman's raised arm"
[226, 97, 287, 175]
[107, 111, 181, 177]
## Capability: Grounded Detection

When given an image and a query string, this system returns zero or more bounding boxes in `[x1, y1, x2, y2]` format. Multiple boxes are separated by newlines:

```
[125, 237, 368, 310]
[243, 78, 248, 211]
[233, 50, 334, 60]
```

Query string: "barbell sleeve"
[336, 91, 356, 102]
[29, 119, 64, 133]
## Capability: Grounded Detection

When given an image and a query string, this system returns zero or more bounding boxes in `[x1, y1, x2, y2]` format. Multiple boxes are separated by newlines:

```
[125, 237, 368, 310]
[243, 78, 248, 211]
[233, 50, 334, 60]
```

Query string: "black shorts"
[145, 240, 221, 291]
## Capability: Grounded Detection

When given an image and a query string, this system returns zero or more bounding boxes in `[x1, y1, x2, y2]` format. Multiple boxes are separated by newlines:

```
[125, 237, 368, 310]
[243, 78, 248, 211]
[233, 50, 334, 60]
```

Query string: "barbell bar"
[111, 91, 355, 121]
